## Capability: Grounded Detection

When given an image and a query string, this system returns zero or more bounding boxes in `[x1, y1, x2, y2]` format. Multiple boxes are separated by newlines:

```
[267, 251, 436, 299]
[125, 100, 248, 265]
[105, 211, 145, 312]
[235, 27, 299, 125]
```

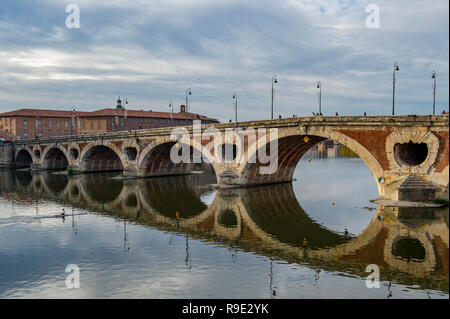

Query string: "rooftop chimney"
[180, 104, 186, 113]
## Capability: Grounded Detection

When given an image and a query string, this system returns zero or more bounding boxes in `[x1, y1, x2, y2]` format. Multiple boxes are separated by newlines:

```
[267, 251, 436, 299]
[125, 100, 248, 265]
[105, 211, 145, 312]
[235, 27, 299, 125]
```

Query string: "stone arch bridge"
[2, 115, 448, 201]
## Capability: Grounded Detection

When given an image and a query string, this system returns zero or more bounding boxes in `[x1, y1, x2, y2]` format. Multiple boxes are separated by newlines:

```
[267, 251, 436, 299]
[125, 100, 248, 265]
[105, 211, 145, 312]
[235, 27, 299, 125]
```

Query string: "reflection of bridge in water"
[0, 171, 448, 293]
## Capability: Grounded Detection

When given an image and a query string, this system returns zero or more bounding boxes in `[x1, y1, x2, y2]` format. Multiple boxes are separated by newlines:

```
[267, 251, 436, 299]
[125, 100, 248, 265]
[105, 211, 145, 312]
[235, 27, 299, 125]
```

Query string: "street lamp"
[271, 74, 277, 119]
[316, 81, 322, 115]
[432, 70, 436, 115]
[392, 61, 400, 115]
[232, 92, 238, 123]
[169, 102, 174, 126]
[186, 88, 192, 122]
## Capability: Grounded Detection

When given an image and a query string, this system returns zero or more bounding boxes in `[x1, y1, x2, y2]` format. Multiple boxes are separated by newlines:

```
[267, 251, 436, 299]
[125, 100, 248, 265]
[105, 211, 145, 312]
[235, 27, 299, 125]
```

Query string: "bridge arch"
[15, 149, 33, 168]
[42, 146, 69, 170]
[137, 136, 218, 178]
[237, 126, 385, 196]
[80, 144, 124, 172]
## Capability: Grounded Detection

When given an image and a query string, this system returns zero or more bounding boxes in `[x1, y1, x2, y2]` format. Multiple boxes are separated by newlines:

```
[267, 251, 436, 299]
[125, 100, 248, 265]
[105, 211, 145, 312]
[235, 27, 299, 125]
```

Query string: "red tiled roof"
[0, 108, 219, 122]
[0, 109, 72, 118]
[85, 108, 218, 122]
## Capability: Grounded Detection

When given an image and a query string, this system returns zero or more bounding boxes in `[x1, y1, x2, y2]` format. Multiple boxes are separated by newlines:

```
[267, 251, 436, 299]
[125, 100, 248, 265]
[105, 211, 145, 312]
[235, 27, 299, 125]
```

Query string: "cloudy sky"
[0, 0, 448, 122]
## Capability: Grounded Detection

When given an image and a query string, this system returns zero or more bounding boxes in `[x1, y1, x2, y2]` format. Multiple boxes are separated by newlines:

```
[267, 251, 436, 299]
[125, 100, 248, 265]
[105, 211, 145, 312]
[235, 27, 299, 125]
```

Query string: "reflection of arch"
[15, 149, 33, 168]
[242, 184, 349, 249]
[42, 172, 69, 194]
[16, 170, 33, 187]
[139, 177, 208, 218]
[43, 147, 69, 170]
[80, 173, 124, 203]
[239, 127, 384, 195]
[81, 145, 123, 172]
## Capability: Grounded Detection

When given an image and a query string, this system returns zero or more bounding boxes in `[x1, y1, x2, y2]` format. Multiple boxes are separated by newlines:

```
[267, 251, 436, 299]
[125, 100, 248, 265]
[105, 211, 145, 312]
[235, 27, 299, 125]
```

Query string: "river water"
[0, 145, 448, 298]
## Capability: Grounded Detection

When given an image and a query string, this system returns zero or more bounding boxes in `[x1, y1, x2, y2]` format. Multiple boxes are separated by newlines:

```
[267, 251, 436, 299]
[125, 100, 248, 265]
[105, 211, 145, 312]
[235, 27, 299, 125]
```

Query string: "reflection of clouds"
[293, 157, 377, 235]
[199, 190, 216, 206]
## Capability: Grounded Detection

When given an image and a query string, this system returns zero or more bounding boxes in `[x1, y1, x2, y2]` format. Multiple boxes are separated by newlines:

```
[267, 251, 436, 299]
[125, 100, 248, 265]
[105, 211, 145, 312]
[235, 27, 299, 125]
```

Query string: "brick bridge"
[1, 115, 448, 201]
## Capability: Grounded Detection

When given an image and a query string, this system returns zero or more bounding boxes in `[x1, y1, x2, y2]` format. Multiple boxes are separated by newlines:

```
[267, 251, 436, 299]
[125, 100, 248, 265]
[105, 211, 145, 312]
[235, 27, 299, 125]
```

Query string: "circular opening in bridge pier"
[70, 148, 79, 160]
[391, 236, 426, 262]
[125, 147, 137, 161]
[34, 150, 41, 159]
[218, 209, 238, 228]
[394, 142, 428, 166]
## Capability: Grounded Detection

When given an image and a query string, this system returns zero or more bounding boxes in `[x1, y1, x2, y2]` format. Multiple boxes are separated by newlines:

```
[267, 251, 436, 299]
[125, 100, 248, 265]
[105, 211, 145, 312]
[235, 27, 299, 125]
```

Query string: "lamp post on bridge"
[392, 61, 400, 115]
[316, 81, 322, 115]
[169, 102, 174, 126]
[432, 70, 436, 115]
[185, 88, 192, 122]
[271, 74, 277, 119]
[232, 92, 238, 124]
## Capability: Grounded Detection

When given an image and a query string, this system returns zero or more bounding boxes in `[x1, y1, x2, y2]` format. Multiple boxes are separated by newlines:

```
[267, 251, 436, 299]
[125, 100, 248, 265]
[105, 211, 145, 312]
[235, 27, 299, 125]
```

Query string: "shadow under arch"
[15, 149, 33, 168]
[240, 129, 384, 196]
[81, 145, 123, 172]
[138, 140, 217, 179]
[43, 147, 69, 170]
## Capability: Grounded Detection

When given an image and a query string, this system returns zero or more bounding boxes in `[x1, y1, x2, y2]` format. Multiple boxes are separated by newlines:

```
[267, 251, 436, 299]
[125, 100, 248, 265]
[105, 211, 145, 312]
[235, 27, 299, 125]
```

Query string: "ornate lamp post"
[185, 88, 192, 122]
[316, 81, 322, 115]
[392, 61, 400, 115]
[432, 70, 436, 115]
[232, 92, 238, 123]
[271, 75, 277, 119]
[169, 102, 174, 126]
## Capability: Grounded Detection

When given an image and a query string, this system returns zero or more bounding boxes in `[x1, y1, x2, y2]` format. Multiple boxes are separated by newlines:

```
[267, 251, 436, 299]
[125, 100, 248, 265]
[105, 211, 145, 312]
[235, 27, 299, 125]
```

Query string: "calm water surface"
[0, 146, 448, 298]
